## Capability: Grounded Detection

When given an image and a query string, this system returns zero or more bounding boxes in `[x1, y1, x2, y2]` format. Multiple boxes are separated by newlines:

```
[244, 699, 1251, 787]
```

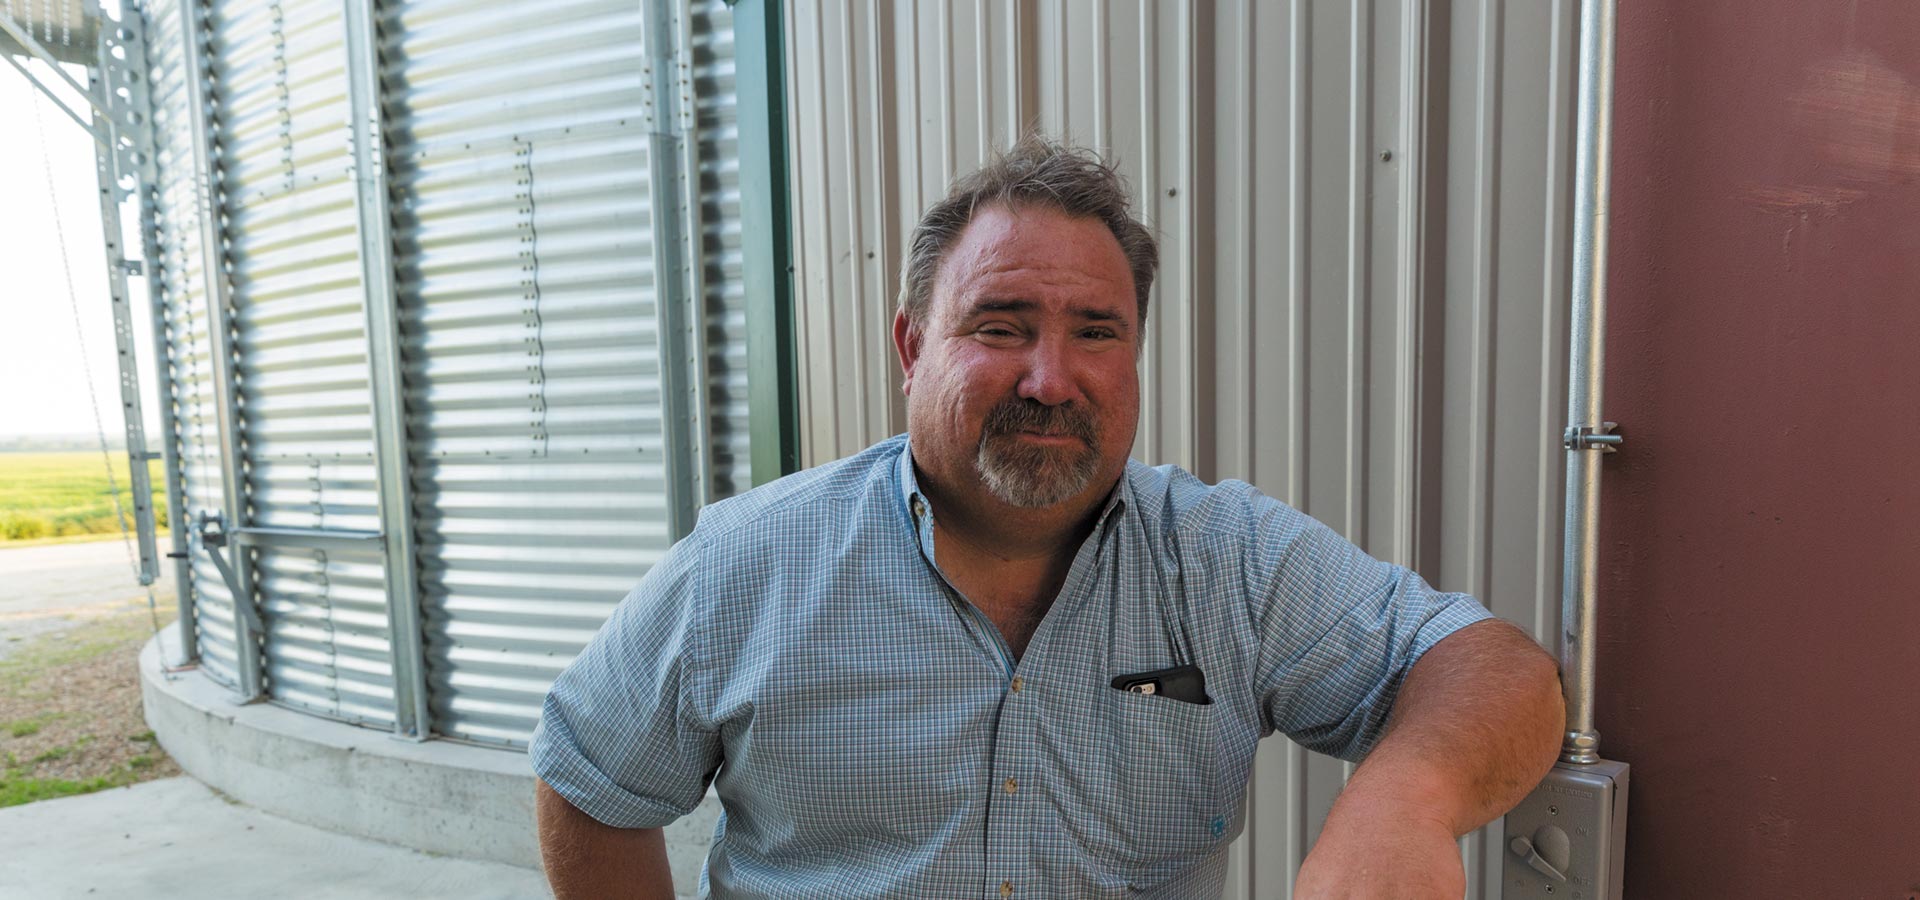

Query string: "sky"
[0, 53, 165, 442]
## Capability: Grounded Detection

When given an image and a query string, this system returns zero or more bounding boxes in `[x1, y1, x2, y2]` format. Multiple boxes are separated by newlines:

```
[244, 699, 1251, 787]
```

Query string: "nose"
[1017, 336, 1082, 407]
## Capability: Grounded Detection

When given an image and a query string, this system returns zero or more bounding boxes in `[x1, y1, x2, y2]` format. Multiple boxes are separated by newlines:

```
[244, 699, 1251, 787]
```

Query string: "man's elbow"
[1453, 618, 1567, 785]
[1510, 628, 1567, 778]
[535, 778, 676, 899]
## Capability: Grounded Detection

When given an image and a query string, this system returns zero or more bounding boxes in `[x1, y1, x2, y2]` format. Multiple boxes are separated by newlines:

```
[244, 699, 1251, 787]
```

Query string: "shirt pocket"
[1065, 686, 1230, 876]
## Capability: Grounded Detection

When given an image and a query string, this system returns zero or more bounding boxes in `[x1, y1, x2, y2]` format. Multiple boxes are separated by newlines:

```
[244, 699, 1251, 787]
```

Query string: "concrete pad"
[0, 776, 555, 899]
[139, 637, 720, 895]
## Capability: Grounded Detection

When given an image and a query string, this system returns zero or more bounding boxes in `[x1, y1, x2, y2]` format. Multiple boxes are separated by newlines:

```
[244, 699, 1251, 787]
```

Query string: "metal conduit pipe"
[1559, 0, 1622, 766]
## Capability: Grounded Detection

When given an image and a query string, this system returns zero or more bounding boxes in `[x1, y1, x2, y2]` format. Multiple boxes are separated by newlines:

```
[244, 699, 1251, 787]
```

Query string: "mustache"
[980, 398, 1096, 444]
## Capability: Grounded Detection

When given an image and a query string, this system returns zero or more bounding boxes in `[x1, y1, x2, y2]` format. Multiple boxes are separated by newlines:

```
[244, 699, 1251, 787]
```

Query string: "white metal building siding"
[142, 0, 242, 691]
[784, 1, 1578, 896]
[207, 0, 397, 728]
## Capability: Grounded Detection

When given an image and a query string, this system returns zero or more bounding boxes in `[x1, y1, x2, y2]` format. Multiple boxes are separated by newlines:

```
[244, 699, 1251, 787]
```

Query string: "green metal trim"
[733, 0, 801, 483]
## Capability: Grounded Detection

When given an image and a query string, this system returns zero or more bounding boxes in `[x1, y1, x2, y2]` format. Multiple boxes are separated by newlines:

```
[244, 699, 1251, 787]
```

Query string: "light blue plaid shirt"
[531, 435, 1490, 898]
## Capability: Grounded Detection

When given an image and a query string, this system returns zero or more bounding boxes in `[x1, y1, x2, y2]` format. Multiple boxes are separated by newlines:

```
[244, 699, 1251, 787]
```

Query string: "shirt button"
[1010, 676, 1023, 693]
[1000, 880, 1013, 898]
[1004, 776, 1017, 795]
[910, 497, 925, 517]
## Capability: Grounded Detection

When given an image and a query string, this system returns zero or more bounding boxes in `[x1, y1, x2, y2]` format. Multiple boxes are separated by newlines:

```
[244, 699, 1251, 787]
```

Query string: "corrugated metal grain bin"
[136, 0, 754, 746]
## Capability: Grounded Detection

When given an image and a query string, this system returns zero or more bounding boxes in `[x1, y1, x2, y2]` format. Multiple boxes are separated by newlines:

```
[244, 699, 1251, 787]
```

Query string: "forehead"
[931, 204, 1135, 319]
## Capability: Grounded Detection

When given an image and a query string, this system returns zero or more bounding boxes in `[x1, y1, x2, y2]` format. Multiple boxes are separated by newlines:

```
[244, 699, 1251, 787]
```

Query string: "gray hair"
[898, 135, 1159, 329]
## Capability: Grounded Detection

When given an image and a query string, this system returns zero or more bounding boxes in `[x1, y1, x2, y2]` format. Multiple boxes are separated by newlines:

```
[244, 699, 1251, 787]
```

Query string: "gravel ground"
[0, 601, 183, 804]
[0, 539, 178, 661]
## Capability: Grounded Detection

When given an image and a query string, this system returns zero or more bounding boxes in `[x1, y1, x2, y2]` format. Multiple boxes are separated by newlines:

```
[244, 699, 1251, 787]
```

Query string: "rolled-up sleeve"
[1244, 499, 1493, 762]
[529, 533, 720, 828]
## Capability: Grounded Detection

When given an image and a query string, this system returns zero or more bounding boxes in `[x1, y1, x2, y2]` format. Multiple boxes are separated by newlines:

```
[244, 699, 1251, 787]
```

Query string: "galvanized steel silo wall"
[378, 0, 748, 747]
[783, 1, 1578, 897]
[145, 0, 246, 692]
[139, 0, 750, 747]
[208, 0, 399, 728]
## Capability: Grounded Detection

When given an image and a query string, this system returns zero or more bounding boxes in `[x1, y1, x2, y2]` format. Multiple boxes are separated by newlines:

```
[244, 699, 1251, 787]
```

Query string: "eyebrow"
[966, 298, 1130, 325]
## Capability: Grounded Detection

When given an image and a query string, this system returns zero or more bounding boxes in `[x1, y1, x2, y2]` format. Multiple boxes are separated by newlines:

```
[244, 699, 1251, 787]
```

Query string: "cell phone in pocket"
[1110, 664, 1211, 705]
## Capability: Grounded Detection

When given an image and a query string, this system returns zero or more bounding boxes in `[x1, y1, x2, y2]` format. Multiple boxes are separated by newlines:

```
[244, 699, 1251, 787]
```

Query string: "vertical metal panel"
[165, 0, 261, 696]
[784, 0, 904, 459]
[1441, 2, 1579, 889]
[343, 0, 432, 739]
[144, 0, 234, 679]
[644, 0, 709, 542]
[689, 0, 755, 498]
[130, 0, 200, 663]
[381, 0, 658, 745]
[376, 0, 751, 746]
[206, 0, 397, 728]
[783, 2, 1577, 895]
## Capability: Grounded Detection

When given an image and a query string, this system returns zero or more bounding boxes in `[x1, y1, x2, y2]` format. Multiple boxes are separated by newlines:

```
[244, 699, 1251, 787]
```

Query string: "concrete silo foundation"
[139, 636, 720, 883]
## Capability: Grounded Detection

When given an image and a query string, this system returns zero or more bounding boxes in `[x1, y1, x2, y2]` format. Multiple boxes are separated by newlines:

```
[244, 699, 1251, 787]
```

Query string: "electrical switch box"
[1500, 759, 1629, 900]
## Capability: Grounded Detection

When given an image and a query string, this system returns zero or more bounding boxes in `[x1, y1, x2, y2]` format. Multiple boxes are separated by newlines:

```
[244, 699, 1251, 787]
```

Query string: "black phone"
[1110, 664, 1211, 705]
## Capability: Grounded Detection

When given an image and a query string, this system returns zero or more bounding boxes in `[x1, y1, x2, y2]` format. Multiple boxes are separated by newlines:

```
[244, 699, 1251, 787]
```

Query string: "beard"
[974, 398, 1102, 508]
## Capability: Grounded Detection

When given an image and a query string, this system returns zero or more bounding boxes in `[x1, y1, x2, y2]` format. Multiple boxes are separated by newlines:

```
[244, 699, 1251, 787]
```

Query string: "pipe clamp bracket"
[1563, 422, 1623, 452]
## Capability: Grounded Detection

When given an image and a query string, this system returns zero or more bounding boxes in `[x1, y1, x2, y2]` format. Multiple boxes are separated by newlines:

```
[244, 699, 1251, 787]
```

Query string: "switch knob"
[1509, 824, 1571, 883]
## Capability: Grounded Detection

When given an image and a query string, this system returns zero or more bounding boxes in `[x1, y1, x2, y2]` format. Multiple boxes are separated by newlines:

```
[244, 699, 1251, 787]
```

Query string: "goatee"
[975, 398, 1100, 508]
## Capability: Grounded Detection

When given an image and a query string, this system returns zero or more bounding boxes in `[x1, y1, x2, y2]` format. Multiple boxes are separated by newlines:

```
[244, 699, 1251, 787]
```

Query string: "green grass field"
[0, 453, 169, 543]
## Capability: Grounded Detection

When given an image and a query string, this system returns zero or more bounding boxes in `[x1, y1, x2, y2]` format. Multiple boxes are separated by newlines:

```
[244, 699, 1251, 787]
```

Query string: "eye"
[1081, 326, 1119, 341]
[975, 322, 1022, 342]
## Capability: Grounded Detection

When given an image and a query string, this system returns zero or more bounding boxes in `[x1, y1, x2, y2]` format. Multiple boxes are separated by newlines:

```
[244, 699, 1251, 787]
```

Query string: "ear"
[893, 308, 923, 394]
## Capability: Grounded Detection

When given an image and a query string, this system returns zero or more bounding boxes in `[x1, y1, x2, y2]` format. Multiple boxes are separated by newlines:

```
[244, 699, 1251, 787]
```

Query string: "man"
[532, 137, 1563, 898]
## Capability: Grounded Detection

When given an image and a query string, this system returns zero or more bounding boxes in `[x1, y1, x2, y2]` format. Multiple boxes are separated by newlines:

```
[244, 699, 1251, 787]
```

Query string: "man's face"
[895, 204, 1141, 511]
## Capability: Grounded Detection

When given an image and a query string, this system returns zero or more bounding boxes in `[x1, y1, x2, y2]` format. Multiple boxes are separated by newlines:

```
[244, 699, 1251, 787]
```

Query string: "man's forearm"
[1338, 618, 1565, 836]
[536, 778, 676, 900]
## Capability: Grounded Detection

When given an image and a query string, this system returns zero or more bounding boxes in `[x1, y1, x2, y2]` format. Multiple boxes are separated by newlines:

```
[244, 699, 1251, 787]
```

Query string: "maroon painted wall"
[1601, 1, 1920, 897]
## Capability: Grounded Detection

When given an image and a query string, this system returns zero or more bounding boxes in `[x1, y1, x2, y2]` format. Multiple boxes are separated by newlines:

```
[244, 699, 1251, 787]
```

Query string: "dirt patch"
[0, 603, 183, 807]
